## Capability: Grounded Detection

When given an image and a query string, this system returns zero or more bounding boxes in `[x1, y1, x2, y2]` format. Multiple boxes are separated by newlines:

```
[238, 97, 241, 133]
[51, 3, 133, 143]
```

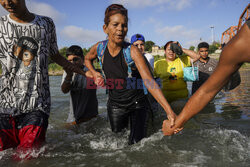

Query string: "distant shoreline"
[48, 70, 64, 76]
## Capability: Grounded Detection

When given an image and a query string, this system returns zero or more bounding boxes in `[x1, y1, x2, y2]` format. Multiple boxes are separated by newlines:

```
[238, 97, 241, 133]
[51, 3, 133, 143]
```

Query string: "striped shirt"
[192, 57, 218, 94]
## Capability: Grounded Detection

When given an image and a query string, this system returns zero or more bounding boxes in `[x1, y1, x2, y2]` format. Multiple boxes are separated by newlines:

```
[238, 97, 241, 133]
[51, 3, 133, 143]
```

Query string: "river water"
[0, 69, 249, 167]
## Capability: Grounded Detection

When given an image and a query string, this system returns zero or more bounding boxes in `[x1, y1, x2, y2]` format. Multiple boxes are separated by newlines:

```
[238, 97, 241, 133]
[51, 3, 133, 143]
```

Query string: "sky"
[0, 0, 249, 49]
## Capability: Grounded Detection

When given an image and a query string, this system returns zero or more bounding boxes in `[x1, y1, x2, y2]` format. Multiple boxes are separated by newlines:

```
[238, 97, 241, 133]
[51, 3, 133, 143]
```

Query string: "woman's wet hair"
[104, 4, 128, 26]
[164, 41, 174, 50]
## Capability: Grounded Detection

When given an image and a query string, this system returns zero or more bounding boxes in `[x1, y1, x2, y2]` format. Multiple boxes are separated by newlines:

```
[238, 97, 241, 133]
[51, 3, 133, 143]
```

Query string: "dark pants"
[107, 98, 149, 145]
[0, 110, 48, 160]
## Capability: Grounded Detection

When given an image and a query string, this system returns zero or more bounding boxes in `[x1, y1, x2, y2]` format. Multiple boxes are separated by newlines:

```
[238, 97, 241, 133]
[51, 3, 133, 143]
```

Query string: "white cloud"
[111, 0, 193, 10]
[60, 26, 106, 44]
[156, 25, 199, 39]
[156, 25, 200, 47]
[186, 40, 201, 48]
[26, 1, 65, 24]
[142, 17, 161, 26]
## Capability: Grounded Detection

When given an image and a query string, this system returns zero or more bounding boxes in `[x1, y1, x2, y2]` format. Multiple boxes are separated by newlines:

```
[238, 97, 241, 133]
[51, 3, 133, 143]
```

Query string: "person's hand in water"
[162, 119, 183, 136]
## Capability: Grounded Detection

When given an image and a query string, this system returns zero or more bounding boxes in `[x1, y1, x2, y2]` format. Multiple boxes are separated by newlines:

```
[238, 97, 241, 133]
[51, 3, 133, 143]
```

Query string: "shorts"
[0, 110, 48, 159]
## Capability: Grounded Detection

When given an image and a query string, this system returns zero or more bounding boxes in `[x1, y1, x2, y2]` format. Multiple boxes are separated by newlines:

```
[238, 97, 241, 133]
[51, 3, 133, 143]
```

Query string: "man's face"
[67, 55, 83, 67]
[198, 47, 209, 60]
[133, 40, 145, 54]
[0, 0, 25, 14]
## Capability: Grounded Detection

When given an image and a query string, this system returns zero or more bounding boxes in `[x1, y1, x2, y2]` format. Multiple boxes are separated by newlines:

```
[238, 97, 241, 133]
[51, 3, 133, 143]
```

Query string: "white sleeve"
[61, 71, 66, 86]
[145, 53, 154, 70]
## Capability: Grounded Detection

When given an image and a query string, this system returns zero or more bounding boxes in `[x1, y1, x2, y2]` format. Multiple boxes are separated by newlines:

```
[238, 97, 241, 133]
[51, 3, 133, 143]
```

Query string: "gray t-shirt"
[192, 57, 218, 94]
[0, 14, 58, 116]
[61, 67, 98, 123]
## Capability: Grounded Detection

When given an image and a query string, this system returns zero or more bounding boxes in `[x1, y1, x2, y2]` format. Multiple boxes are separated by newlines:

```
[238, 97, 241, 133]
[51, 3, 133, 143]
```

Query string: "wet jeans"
[107, 98, 149, 145]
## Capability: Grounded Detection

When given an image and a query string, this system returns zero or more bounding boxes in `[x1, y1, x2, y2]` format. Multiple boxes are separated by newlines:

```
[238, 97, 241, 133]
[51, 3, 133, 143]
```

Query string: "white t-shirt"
[144, 53, 154, 70]
[0, 14, 58, 116]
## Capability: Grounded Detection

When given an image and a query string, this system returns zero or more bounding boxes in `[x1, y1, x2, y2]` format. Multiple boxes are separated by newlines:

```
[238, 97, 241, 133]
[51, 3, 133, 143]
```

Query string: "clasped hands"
[161, 118, 183, 136]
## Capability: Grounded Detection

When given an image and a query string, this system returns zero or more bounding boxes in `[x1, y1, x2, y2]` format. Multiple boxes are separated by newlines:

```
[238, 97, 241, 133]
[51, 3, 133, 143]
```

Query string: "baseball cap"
[131, 34, 145, 44]
[17, 36, 38, 56]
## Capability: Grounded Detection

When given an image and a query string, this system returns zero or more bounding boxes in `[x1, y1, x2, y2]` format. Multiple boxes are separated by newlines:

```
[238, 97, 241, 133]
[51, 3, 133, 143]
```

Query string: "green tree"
[83, 47, 90, 56]
[59, 47, 68, 58]
[154, 55, 164, 62]
[48, 47, 68, 64]
[189, 46, 195, 51]
[209, 42, 220, 54]
[145, 41, 155, 52]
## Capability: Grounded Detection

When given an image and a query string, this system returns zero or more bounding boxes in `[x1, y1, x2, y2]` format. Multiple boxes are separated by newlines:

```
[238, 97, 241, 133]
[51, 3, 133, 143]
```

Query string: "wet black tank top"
[103, 47, 145, 108]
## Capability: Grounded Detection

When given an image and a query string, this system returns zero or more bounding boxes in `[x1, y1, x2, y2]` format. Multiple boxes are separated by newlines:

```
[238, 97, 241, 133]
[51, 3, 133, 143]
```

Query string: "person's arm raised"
[130, 45, 176, 126]
[172, 41, 200, 62]
[182, 48, 200, 62]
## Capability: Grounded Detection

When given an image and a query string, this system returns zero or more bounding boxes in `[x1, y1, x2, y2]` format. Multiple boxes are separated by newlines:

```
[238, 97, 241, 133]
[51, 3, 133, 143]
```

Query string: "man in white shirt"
[131, 34, 154, 71]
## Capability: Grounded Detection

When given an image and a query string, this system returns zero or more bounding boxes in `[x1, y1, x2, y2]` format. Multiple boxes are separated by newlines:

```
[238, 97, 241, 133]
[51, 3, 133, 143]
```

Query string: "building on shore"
[149, 45, 165, 56]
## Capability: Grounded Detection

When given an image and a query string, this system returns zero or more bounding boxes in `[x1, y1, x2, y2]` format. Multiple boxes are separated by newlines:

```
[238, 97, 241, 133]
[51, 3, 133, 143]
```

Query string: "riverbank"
[48, 70, 64, 76]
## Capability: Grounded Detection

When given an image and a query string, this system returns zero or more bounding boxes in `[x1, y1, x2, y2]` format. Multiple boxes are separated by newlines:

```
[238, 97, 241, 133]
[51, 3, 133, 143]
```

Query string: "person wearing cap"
[0, 0, 92, 160]
[131, 34, 154, 70]
[162, 18, 250, 136]
[61, 45, 98, 126]
[131, 34, 158, 129]
[154, 41, 200, 104]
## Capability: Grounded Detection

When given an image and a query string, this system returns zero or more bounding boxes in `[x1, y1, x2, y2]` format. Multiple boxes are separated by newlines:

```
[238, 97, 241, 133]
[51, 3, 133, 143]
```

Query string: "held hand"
[85, 70, 94, 78]
[167, 111, 176, 127]
[162, 119, 184, 136]
[93, 72, 105, 87]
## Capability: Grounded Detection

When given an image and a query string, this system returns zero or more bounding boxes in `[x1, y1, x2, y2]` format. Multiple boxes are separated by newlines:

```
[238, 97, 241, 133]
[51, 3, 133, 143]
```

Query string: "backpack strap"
[97, 40, 108, 69]
[97, 41, 148, 95]
[123, 43, 148, 95]
[122, 42, 134, 78]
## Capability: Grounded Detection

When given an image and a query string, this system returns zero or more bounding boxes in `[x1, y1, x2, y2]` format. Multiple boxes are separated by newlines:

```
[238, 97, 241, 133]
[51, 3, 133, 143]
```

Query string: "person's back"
[61, 45, 98, 125]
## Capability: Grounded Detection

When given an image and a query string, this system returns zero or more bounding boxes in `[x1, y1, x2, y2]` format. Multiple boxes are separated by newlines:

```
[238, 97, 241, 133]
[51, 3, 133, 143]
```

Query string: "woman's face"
[104, 13, 128, 45]
[165, 44, 176, 61]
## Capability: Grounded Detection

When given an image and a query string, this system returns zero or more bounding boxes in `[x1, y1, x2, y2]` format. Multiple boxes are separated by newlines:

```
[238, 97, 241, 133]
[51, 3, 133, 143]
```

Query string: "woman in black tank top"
[85, 4, 176, 144]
